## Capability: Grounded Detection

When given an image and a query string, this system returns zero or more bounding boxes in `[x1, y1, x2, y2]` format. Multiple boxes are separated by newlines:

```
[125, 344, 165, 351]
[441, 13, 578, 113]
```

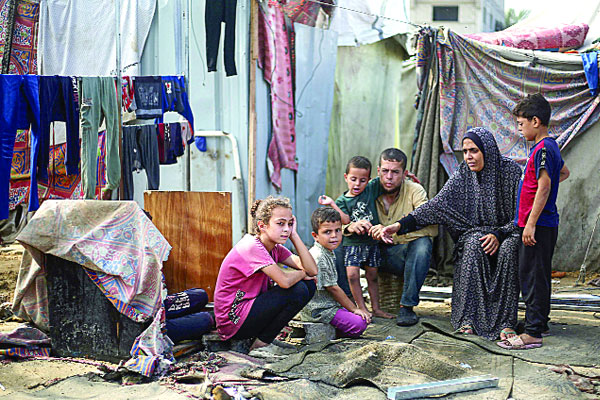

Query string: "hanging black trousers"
[205, 0, 238, 77]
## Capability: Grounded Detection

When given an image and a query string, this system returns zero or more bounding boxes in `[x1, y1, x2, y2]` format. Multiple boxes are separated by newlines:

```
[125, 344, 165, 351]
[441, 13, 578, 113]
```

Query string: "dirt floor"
[0, 244, 21, 304]
[0, 245, 599, 399]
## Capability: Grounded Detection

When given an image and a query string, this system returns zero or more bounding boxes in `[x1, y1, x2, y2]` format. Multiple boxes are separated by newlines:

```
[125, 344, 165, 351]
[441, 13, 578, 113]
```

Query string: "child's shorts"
[344, 244, 381, 268]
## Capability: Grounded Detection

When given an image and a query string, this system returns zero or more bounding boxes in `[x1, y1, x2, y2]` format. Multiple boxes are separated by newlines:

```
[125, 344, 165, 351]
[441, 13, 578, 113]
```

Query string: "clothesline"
[2, 74, 198, 219]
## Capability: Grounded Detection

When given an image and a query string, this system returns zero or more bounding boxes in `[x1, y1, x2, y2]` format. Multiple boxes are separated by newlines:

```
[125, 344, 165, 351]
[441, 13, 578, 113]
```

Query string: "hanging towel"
[37, 0, 155, 76]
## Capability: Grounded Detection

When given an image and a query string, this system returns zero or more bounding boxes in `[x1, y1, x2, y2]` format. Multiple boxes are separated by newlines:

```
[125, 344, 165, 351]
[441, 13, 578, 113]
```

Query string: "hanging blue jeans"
[0, 75, 41, 220]
[38, 76, 80, 179]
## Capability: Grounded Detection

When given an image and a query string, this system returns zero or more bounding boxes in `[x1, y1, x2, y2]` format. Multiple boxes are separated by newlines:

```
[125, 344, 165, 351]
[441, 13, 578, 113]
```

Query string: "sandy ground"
[0, 244, 599, 398]
[0, 244, 21, 304]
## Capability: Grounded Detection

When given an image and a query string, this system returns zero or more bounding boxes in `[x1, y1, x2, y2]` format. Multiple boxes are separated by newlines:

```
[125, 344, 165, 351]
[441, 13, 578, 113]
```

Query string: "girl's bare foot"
[372, 309, 395, 319]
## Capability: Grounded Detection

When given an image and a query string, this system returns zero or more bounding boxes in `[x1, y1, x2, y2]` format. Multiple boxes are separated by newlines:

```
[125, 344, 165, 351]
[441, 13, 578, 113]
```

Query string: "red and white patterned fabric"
[258, 2, 298, 188]
[465, 23, 589, 50]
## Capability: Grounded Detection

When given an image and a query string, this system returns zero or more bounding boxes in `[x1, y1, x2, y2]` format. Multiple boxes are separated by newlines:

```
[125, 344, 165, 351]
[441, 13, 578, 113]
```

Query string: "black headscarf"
[409, 127, 523, 241]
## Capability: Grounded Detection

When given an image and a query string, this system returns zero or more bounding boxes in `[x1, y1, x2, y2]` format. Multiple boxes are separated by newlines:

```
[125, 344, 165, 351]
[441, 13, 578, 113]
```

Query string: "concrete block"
[289, 320, 336, 344]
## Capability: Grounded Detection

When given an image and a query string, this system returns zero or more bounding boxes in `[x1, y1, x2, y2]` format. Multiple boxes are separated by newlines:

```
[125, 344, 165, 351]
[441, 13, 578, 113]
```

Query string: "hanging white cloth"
[330, 0, 414, 47]
[37, 0, 156, 76]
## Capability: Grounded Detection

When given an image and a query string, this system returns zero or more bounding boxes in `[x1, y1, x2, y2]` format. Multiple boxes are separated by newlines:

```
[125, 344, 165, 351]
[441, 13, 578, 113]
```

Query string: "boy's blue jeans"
[379, 237, 433, 307]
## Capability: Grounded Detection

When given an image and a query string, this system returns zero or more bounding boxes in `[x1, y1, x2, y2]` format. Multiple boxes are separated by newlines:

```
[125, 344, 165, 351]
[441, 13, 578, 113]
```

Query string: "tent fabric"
[428, 28, 600, 176]
[13, 200, 173, 376]
[414, 27, 600, 273]
[37, 0, 155, 76]
[325, 37, 410, 199]
[330, 0, 414, 47]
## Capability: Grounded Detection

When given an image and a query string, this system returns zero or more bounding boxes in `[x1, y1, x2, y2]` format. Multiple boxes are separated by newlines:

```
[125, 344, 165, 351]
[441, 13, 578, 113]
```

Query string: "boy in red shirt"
[498, 94, 570, 350]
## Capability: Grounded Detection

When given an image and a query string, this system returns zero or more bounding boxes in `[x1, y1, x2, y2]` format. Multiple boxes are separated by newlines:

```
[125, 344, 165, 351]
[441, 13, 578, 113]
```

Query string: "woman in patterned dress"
[382, 127, 522, 340]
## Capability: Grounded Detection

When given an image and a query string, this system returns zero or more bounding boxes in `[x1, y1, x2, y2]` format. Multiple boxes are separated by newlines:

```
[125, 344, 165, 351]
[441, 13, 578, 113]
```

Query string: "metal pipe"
[115, 0, 123, 200]
[183, 0, 191, 191]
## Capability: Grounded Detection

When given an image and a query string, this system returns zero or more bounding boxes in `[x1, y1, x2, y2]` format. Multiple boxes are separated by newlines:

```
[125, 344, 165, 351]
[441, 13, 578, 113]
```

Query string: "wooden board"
[144, 191, 232, 300]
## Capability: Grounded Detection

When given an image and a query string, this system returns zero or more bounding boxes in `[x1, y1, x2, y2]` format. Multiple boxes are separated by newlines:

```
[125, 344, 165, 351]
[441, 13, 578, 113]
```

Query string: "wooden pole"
[247, 0, 259, 232]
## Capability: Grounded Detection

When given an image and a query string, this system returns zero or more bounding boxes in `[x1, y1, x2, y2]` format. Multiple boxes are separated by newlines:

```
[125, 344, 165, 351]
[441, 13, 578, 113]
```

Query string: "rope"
[303, 0, 422, 28]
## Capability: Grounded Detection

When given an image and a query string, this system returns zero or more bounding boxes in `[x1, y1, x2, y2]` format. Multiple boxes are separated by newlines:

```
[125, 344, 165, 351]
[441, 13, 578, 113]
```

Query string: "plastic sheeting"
[255, 24, 337, 245]
[325, 37, 413, 199]
[330, 0, 414, 47]
[38, 0, 155, 75]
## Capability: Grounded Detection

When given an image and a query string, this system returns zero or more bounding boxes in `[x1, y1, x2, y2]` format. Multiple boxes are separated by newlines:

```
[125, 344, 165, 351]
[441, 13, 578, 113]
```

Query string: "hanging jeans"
[0, 75, 40, 220]
[38, 76, 80, 179]
[122, 124, 160, 200]
[79, 77, 120, 199]
[205, 0, 238, 77]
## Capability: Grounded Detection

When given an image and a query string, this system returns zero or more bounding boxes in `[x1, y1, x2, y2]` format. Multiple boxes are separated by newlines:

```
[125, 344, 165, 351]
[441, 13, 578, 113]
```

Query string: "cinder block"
[289, 320, 336, 344]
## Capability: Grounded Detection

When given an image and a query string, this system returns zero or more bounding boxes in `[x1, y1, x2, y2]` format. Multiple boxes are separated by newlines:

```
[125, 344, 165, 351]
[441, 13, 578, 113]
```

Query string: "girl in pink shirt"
[214, 196, 317, 352]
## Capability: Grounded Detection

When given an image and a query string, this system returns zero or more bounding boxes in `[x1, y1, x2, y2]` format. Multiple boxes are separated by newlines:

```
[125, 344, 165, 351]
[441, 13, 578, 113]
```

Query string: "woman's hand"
[380, 222, 401, 244]
[479, 233, 499, 255]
